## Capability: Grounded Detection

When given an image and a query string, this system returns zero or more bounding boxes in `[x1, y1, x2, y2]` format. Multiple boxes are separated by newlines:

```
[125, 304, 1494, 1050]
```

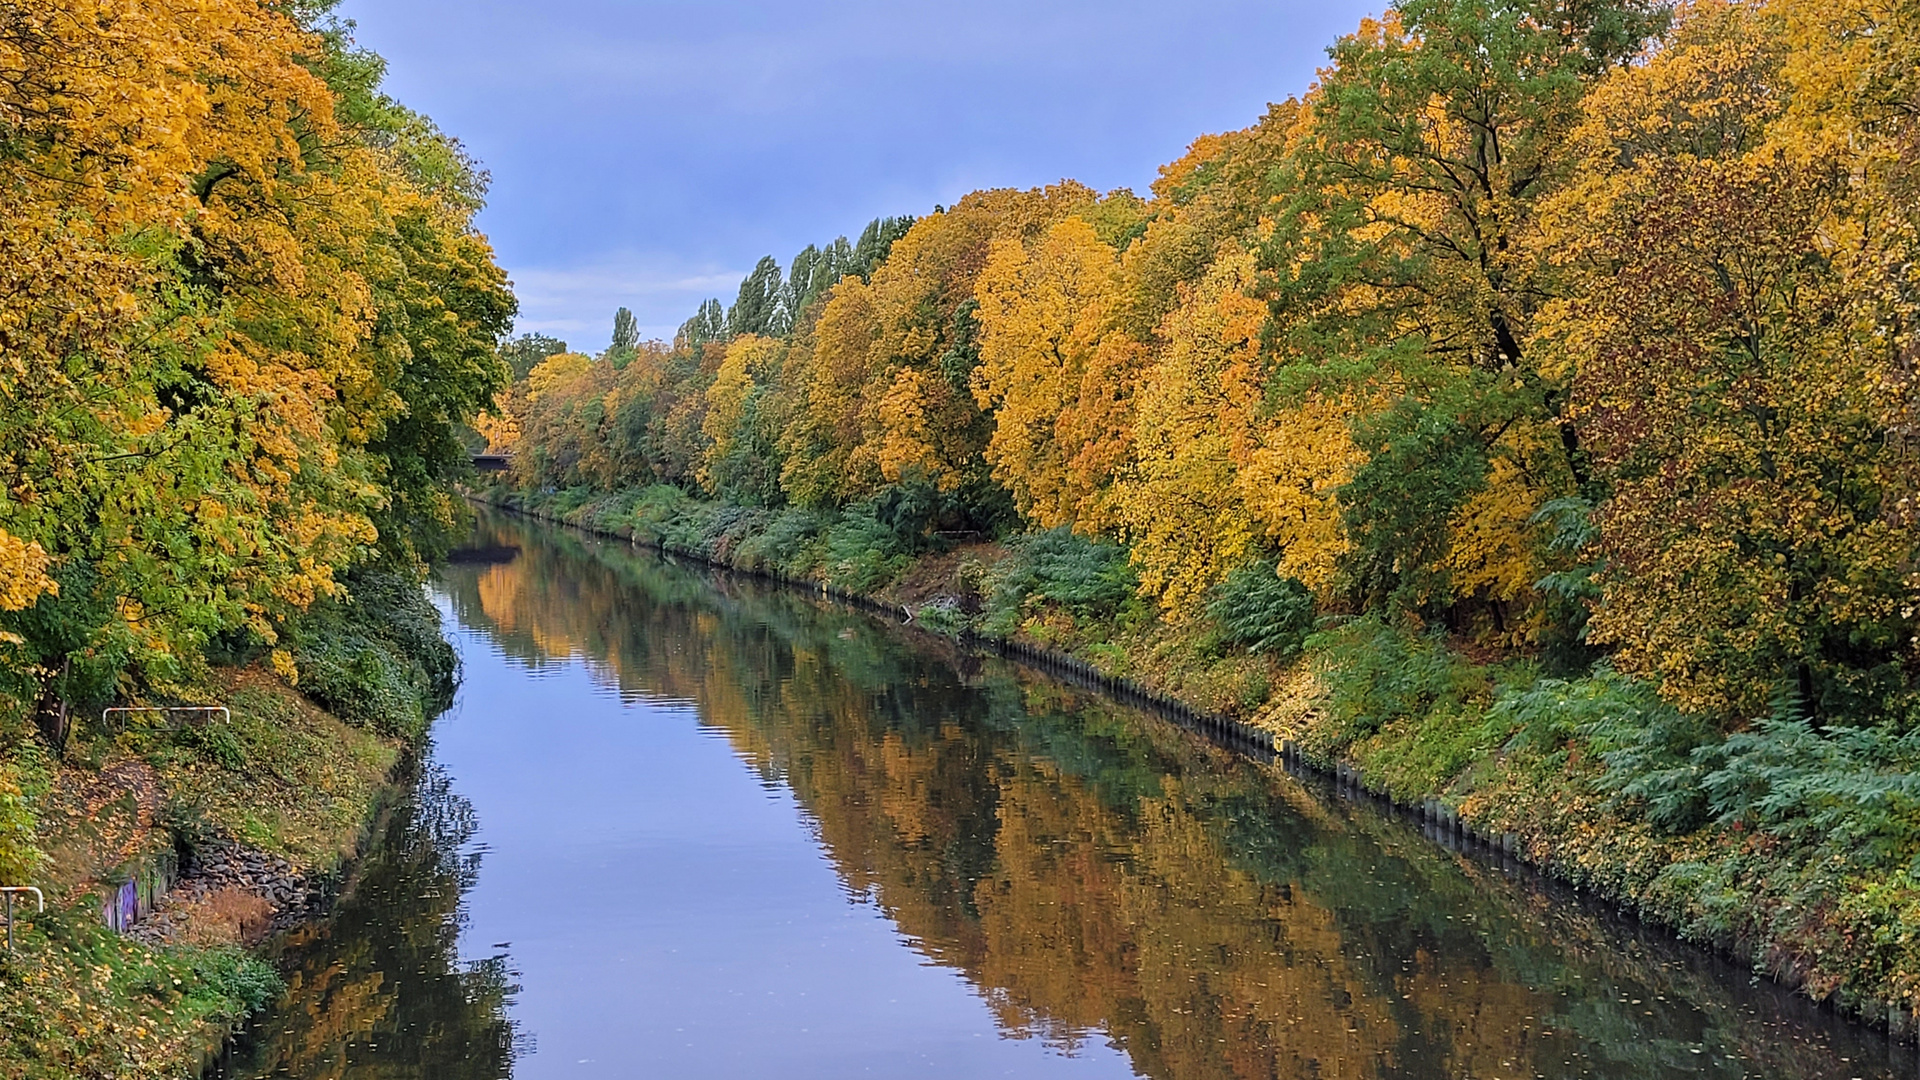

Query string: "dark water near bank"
[214, 509, 1912, 1079]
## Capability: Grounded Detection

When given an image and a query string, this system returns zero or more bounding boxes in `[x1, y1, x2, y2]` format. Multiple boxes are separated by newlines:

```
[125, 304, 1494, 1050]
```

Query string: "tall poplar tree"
[609, 306, 639, 367]
[727, 257, 783, 338]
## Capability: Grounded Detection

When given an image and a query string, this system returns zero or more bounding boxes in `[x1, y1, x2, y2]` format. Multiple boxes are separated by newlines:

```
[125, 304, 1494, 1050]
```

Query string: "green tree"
[608, 306, 639, 367]
[678, 298, 725, 351]
[850, 216, 915, 281]
[313, 21, 518, 567]
[500, 333, 568, 381]
[727, 256, 784, 338]
[1264, 0, 1666, 625]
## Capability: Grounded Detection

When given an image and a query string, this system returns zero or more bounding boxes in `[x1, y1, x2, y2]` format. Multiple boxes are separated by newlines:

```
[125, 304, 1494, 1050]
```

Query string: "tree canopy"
[0, 0, 513, 724]
[491, 0, 1920, 733]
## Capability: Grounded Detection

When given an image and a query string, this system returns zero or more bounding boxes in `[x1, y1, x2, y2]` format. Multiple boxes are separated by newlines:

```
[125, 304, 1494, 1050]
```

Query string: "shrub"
[173, 721, 246, 770]
[703, 504, 773, 562]
[0, 762, 43, 883]
[821, 506, 913, 592]
[1701, 712, 1920, 860]
[189, 947, 284, 1022]
[1576, 679, 1719, 835]
[1530, 496, 1603, 662]
[1309, 615, 1494, 747]
[982, 527, 1137, 635]
[874, 474, 1019, 551]
[1589, 686, 1920, 851]
[1208, 561, 1314, 657]
[288, 567, 457, 741]
[624, 484, 699, 545]
[735, 507, 827, 575]
[1488, 666, 1673, 756]
[913, 596, 968, 636]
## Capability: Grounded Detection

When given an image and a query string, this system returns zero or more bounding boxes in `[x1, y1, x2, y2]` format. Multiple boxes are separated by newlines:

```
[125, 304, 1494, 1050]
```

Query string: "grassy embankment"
[485, 480, 1920, 1038]
[0, 569, 455, 1079]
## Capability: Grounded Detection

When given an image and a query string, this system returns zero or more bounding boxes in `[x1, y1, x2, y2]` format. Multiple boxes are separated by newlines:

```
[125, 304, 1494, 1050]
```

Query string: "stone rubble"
[125, 837, 323, 945]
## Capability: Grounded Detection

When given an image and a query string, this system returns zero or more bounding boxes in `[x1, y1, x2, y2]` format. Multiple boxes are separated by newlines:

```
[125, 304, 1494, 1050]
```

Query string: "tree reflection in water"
[209, 764, 520, 1079]
[422, 509, 1903, 1080]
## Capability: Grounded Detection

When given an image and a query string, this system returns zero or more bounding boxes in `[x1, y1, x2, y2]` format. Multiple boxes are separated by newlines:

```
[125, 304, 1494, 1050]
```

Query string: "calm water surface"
[214, 510, 1912, 1079]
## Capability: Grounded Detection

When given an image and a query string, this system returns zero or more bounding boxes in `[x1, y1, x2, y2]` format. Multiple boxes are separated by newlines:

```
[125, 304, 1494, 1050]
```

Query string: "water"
[214, 510, 1911, 1078]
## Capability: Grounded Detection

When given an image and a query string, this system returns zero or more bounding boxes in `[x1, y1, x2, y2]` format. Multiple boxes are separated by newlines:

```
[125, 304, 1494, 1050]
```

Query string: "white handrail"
[101, 705, 229, 731]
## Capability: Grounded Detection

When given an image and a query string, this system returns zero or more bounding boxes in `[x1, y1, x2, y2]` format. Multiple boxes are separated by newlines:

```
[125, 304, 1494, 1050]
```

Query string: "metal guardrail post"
[0, 887, 44, 952]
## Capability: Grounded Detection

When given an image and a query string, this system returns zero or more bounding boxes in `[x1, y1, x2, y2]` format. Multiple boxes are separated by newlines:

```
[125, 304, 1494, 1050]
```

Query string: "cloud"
[341, 0, 1383, 351]
[507, 256, 747, 348]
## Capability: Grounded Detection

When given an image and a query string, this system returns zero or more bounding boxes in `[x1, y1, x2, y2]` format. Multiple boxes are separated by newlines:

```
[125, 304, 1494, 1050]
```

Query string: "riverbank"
[478, 481, 1920, 1041]
[0, 569, 454, 1079]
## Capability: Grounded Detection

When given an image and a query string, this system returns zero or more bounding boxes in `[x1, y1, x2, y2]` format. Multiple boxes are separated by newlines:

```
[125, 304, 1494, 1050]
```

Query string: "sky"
[335, 0, 1383, 350]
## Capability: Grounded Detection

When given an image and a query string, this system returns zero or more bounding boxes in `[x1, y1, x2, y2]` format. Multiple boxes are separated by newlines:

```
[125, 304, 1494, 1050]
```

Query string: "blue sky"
[337, 0, 1382, 349]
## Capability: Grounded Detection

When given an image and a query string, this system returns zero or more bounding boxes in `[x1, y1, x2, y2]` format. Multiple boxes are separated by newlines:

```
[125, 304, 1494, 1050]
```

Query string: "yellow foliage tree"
[782, 185, 1103, 506]
[1116, 249, 1267, 613]
[701, 334, 783, 496]
[973, 217, 1147, 529]
[1539, 0, 1920, 718]
[0, 531, 54, 613]
[527, 353, 595, 401]
[1234, 393, 1368, 595]
[0, 0, 513, 712]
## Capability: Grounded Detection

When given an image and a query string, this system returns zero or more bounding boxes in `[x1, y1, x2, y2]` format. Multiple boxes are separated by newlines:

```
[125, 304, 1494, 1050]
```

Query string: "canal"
[213, 509, 1908, 1078]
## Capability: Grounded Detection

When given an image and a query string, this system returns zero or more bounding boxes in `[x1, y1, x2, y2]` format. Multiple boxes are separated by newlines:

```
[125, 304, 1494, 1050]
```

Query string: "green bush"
[289, 567, 457, 741]
[873, 474, 1019, 551]
[1309, 615, 1495, 747]
[582, 488, 643, 533]
[1207, 561, 1314, 657]
[735, 507, 827, 575]
[624, 484, 700, 545]
[1702, 712, 1920, 860]
[1588, 685, 1920, 852]
[982, 527, 1137, 635]
[1530, 496, 1603, 662]
[173, 720, 246, 770]
[188, 947, 284, 1023]
[913, 596, 968, 636]
[1337, 388, 1494, 610]
[1488, 666, 1673, 756]
[0, 761, 43, 883]
[548, 485, 598, 519]
[1577, 681, 1719, 835]
[4, 559, 139, 745]
[821, 506, 913, 592]
[703, 504, 774, 562]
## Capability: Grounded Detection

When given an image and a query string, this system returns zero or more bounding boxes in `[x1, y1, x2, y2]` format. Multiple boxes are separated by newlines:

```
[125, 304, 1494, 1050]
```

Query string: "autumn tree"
[781, 186, 1099, 515]
[1264, 0, 1666, 631]
[1545, 0, 1920, 721]
[1115, 251, 1269, 612]
[701, 335, 787, 504]
[973, 215, 1147, 530]
[500, 333, 569, 380]
[778, 216, 915, 334]
[0, 0, 513, 721]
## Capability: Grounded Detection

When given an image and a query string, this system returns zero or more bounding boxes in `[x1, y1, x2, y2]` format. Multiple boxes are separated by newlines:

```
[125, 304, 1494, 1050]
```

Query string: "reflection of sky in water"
[436, 604, 1136, 1078]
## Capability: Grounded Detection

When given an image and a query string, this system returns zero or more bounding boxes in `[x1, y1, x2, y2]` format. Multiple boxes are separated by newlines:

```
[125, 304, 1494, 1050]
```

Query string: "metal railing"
[1, 887, 43, 952]
[100, 705, 229, 734]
